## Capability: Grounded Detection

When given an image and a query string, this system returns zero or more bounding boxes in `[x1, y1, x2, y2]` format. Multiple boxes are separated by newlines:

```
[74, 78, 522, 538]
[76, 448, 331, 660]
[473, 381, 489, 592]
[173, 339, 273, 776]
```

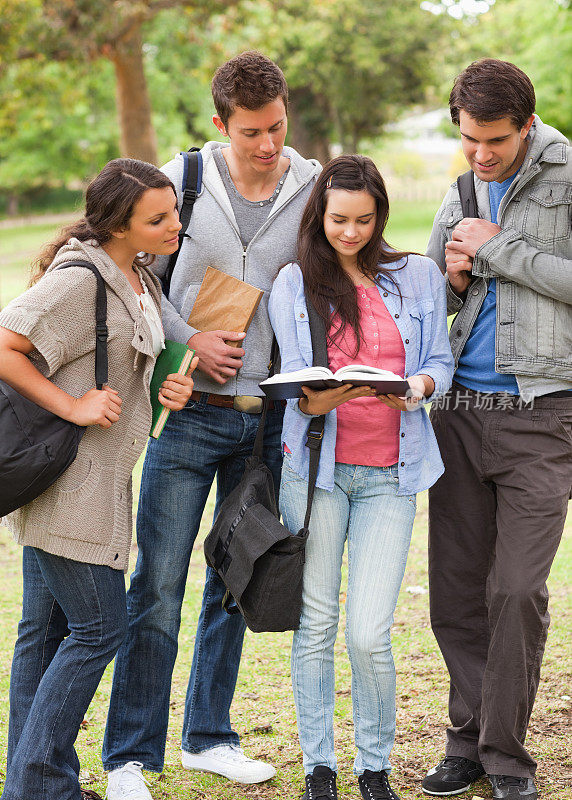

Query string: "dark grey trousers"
[428, 384, 572, 778]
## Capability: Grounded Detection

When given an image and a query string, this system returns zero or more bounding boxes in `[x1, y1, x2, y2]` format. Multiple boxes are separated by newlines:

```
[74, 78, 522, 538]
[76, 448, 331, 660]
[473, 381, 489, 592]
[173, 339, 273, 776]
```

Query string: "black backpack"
[161, 147, 203, 298]
[0, 261, 108, 517]
[203, 297, 327, 633]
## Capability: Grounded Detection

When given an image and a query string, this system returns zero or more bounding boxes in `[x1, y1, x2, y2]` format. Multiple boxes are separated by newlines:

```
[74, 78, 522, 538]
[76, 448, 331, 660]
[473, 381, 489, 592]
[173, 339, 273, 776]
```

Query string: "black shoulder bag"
[0, 261, 108, 517]
[161, 147, 203, 298]
[203, 296, 327, 633]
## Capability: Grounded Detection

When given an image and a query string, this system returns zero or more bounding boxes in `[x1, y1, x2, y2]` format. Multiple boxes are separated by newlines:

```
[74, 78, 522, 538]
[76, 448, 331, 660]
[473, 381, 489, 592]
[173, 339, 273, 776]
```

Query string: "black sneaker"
[422, 756, 485, 795]
[301, 765, 338, 800]
[358, 769, 401, 799]
[489, 775, 538, 799]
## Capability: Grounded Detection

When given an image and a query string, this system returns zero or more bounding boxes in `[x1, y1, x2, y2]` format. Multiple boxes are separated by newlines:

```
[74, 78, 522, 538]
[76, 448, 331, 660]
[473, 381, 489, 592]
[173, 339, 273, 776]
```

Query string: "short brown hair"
[449, 59, 535, 130]
[211, 51, 288, 127]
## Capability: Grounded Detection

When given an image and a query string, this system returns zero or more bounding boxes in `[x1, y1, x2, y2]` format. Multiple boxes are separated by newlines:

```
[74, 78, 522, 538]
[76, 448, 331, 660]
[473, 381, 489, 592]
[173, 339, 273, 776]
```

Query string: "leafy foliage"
[0, 0, 569, 201]
[198, 0, 452, 157]
[432, 0, 572, 137]
[0, 58, 118, 195]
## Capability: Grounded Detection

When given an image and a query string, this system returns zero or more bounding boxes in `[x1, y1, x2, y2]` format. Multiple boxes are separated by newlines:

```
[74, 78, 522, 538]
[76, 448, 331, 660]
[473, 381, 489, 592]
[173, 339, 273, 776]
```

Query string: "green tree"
[200, 0, 452, 159]
[0, 57, 118, 213]
[478, 0, 572, 136]
[0, 0, 238, 166]
[434, 0, 572, 137]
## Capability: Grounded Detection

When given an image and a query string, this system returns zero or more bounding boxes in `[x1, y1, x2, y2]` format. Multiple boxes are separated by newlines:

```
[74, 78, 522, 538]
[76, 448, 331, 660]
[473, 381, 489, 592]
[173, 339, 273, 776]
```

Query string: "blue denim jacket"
[268, 258, 454, 496]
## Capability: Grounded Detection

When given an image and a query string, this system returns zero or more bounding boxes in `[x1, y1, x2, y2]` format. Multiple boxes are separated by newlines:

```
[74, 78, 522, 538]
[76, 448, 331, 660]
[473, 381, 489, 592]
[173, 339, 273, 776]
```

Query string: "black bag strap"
[302, 293, 327, 530]
[457, 169, 478, 219]
[252, 336, 280, 459]
[162, 147, 203, 297]
[56, 260, 108, 389]
[252, 292, 327, 533]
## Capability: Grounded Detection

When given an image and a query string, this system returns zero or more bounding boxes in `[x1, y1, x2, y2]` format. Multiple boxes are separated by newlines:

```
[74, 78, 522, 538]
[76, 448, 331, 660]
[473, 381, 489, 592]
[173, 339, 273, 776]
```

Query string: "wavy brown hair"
[297, 154, 410, 356]
[31, 158, 176, 284]
[211, 50, 288, 128]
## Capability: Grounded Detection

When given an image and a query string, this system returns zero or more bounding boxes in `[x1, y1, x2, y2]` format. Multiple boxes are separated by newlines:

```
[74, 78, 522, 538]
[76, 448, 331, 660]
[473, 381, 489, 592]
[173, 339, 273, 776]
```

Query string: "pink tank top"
[328, 285, 405, 466]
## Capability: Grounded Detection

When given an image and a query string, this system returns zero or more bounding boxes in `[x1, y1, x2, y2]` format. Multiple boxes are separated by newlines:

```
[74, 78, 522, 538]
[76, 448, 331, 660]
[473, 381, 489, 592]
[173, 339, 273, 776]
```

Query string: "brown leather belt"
[190, 391, 284, 414]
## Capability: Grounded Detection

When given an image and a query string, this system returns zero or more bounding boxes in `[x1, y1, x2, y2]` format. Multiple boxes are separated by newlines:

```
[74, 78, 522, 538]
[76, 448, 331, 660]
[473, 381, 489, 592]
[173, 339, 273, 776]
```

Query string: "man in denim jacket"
[422, 60, 571, 800]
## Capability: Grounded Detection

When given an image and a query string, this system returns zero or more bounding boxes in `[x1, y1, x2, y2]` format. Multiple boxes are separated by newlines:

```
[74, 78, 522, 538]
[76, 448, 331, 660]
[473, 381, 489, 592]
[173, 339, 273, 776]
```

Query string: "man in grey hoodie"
[422, 60, 571, 800]
[103, 52, 321, 800]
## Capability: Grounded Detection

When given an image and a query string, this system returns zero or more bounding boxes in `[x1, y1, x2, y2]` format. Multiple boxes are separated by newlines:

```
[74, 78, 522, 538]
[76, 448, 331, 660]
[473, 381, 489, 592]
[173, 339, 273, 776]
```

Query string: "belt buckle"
[233, 395, 263, 414]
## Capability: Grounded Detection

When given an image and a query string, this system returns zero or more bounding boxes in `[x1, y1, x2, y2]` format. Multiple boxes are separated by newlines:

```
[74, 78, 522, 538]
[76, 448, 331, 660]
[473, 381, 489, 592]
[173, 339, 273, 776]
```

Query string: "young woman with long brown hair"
[0, 159, 196, 800]
[269, 155, 454, 800]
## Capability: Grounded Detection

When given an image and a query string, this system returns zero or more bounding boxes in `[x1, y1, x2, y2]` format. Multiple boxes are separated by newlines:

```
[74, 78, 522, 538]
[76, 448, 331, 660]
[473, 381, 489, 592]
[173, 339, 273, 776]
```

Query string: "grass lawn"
[0, 221, 71, 308]
[0, 208, 570, 799]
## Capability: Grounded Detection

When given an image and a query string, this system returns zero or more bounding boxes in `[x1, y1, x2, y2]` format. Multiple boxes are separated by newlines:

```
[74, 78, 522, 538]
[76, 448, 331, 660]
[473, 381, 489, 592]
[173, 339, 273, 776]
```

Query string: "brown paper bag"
[188, 266, 264, 347]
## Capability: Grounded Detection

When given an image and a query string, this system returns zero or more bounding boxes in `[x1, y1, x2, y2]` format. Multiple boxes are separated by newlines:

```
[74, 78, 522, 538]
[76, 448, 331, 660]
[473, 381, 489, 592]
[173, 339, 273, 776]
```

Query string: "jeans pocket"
[551, 410, 572, 445]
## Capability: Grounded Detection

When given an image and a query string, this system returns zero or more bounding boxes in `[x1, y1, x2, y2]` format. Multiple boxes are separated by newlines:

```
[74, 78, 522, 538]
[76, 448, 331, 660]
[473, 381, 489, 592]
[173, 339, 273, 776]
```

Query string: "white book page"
[262, 366, 334, 384]
[334, 364, 403, 380]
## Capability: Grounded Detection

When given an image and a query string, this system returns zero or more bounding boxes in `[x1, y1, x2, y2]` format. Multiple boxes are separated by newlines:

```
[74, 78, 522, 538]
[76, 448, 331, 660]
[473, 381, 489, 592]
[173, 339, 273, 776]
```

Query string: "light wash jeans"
[280, 457, 416, 776]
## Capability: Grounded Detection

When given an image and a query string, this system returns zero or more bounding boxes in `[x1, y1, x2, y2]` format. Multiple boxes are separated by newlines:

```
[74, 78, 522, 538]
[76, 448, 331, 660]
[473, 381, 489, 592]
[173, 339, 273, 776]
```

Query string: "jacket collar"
[521, 114, 568, 171]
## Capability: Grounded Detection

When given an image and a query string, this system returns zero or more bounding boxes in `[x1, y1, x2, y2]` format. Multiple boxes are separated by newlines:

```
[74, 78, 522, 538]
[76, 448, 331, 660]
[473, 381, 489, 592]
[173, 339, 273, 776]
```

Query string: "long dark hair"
[297, 154, 410, 355]
[31, 158, 176, 284]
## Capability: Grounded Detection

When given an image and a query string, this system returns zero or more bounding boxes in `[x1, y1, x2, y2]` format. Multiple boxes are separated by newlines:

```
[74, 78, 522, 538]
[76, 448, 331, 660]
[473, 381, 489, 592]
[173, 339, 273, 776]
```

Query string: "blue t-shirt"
[455, 172, 519, 394]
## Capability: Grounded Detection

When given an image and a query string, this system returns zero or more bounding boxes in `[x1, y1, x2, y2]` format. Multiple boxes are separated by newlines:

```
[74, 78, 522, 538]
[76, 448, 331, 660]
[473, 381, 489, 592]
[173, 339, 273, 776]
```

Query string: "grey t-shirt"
[213, 147, 290, 247]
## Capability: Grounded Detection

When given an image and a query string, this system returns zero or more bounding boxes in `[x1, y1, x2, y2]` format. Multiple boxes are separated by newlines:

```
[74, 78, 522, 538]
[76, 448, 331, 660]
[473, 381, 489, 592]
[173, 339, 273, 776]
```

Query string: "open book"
[259, 364, 410, 401]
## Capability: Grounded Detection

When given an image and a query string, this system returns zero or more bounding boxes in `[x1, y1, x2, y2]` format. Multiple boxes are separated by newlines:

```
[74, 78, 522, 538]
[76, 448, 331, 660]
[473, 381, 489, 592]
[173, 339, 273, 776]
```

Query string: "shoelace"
[210, 744, 252, 763]
[307, 772, 336, 799]
[110, 762, 150, 797]
[361, 771, 396, 799]
[497, 776, 527, 787]
[441, 756, 473, 770]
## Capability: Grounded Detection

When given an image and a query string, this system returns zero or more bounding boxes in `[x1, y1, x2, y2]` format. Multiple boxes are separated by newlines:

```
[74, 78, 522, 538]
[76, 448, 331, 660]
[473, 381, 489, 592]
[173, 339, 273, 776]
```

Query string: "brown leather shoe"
[81, 790, 104, 800]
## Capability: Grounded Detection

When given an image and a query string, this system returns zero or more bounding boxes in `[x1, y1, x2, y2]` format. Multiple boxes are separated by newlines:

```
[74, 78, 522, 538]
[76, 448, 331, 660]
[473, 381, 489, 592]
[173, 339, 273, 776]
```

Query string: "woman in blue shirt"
[268, 155, 454, 800]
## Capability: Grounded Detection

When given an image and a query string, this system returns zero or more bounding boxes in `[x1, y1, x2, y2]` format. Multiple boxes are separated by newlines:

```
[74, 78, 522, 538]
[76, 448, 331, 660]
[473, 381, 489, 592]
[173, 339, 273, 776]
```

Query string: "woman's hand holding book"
[299, 383, 377, 416]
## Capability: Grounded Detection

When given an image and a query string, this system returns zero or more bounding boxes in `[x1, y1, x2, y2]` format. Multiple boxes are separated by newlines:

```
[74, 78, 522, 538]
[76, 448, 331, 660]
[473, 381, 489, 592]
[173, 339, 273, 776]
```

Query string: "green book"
[149, 340, 195, 439]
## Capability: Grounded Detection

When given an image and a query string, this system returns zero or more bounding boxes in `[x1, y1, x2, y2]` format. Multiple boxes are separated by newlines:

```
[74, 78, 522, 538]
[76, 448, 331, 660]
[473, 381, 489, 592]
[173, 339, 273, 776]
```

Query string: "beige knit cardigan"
[0, 238, 163, 571]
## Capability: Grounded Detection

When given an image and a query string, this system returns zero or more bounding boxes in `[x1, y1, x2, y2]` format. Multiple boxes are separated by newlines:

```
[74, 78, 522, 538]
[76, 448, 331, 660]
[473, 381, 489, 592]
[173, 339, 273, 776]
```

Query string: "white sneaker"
[106, 762, 153, 800]
[181, 744, 276, 784]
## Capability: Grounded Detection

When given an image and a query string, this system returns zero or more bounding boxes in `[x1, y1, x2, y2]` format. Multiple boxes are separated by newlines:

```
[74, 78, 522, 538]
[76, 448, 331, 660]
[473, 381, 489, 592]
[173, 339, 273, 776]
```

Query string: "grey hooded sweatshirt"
[154, 141, 321, 396]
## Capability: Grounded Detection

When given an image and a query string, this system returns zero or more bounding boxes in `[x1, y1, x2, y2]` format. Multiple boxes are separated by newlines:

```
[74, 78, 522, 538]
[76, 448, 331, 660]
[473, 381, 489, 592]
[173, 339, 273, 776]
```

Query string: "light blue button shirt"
[268, 257, 454, 496]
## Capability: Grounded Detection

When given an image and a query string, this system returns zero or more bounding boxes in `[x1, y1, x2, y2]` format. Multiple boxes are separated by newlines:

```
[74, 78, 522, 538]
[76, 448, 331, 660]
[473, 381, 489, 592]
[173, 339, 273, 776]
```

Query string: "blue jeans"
[280, 458, 416, 776]
[102, 396, 284, 772]
[3, 547, 127, 800]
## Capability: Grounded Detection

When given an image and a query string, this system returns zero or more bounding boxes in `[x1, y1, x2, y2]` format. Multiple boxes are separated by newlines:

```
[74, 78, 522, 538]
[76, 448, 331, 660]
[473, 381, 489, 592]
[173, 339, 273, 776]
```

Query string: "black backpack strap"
[56, 260, 108, 389]
[457, 169, 478, 219]
[162, 147, 203, 297]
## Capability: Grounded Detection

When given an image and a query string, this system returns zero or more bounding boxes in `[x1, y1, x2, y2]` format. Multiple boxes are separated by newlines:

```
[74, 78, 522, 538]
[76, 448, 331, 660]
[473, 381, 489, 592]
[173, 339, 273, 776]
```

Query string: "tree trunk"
[110, 23, 158, 164]
[7, 193, 19, 216]
[288, 88, 331, 164]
